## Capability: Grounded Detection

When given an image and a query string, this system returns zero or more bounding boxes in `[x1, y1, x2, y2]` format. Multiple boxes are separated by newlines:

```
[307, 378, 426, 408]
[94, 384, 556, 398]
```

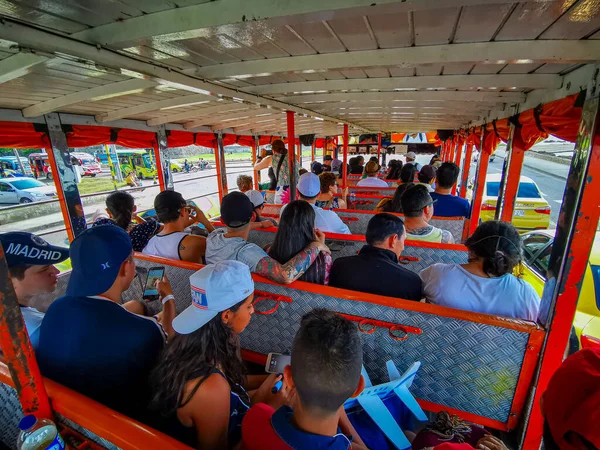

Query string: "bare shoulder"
[184, 373, 230, 406]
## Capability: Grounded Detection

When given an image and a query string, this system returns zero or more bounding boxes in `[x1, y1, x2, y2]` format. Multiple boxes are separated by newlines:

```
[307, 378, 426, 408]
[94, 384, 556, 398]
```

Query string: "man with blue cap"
[0, 232, 69, 350]
[37, 225, 175, 421]
[283, 172, 351, 235]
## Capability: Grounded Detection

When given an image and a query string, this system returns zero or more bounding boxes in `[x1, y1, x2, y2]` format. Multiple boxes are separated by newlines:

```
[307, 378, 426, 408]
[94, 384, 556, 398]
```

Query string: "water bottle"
[349, 191, 356, 207]
[17, 415, 65, 450]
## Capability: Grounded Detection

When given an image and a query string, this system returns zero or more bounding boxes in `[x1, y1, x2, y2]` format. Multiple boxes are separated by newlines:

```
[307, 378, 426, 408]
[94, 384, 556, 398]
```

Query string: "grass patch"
[78, 177, 128, 195]
[174, 149, 313, 164]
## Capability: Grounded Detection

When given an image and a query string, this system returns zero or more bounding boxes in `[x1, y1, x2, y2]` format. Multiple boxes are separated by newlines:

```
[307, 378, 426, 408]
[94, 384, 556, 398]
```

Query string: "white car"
[0, 177, 57, 204]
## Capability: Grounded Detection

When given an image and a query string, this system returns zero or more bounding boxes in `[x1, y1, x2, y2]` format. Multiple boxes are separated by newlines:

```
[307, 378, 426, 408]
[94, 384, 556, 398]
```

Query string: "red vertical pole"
[499, 126, 526, 223]
[44, 145, 74, 242]
[452, 139, 464, 195]
[342, 124, 349, 189]
[286, 111, 297, 201]
[251, 136, 259, 190]
[449, 136, 457, 163]
[469, 137, 490, 232]
[0, 244, 53, 420]
[377, 132, 382, 163]
[153, 145, 166, 192]
[214, 133, 228, 202]
[460, 142, 474, 199]
[522, 79, 600, 450]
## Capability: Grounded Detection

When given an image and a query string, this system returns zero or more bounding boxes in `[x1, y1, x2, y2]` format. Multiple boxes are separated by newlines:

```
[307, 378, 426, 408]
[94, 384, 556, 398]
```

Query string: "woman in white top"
[420, 221, 540, 322]
[357, 161, 388, 187]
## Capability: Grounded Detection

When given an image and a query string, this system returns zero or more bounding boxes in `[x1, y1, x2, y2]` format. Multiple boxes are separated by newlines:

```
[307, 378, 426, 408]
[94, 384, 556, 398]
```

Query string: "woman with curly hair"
[315, 172, 347, 210]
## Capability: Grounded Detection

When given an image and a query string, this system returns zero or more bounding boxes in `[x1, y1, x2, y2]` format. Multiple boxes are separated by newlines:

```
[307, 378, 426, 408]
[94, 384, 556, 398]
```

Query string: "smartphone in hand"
[265, 353, 291, 374]
[143, 266, 165, 301]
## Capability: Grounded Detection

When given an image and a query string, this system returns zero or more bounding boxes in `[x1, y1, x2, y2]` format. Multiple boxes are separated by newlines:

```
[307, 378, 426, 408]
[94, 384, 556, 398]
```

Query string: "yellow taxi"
[521, 229, 600, 349]
[480, 174, 551, 230]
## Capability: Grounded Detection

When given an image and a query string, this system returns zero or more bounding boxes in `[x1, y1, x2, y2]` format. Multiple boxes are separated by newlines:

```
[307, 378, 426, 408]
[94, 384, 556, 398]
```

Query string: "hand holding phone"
[265, 352, 291, 374]
[143, 266, 165, 301]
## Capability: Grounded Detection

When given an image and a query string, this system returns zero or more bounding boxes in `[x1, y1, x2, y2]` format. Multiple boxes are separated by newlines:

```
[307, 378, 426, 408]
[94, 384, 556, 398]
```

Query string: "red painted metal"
[499, 126, 526, 222]
[286, 111, 296, 201]
[152, 145, 166, 192]
[343, 124, 349, 188]
[377, 132, 382, 162]
[460, 142, 474, 199]
[213, 137, 228, 201]
[452, 139, 464, 196]
[0, 244, 52, 419]
[469, 149, 490, 233]
[522, 92, 600, 449]
[44, 145, 74, 242]
[417, 399, 509, 432]
[251, 136, 259, 190]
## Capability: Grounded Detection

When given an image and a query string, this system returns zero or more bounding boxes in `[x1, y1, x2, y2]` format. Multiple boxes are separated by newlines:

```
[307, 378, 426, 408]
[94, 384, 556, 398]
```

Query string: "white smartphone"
[265, 352, 291, 374]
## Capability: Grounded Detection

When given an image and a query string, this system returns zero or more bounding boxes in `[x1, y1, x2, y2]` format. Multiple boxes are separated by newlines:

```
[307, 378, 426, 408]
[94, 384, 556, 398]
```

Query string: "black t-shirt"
[37, 295, 166, 420]
[329, 245, 423, 301]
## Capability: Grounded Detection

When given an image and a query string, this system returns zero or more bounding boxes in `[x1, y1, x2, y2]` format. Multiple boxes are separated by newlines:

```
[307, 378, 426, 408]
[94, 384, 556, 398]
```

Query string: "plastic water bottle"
[350, 191, 356, 207]
[17, 415, 65, 450]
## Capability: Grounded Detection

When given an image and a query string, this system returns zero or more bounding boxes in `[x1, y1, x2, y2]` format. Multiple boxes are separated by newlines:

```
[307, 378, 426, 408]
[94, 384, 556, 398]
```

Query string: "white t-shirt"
[142, 231, 187, 260]
[419, 263, 541, 322]
[280, 203, 351, 235]
[357, 177, 388, 187]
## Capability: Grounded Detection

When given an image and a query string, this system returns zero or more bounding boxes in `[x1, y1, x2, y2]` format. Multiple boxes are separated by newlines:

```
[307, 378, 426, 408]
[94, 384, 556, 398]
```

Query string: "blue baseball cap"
[297, 172, 321, 198]
[173, 261, 254, 335]
[66, 225, 133, 297]
[0, 232, 69, 267]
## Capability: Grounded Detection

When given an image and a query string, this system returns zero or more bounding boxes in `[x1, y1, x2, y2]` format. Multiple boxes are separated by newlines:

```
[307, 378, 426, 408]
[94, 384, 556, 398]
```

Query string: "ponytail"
[105, 191, 135, 230]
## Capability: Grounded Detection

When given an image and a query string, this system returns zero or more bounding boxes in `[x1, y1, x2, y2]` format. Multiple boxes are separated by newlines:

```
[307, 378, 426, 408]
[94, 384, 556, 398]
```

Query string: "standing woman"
[93, 191, 162, 252]
[316, 172, 347, 210]
[267, 200, 332, 285]
[150, 261, 284, 450]
[253, 139, 299, 204]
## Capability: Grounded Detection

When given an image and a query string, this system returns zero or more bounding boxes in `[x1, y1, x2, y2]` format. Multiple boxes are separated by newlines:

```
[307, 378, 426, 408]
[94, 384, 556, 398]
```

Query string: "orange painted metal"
[44, 145, 74, 242]
[460, 142, 474, 199]
[213, 138, 228, 202]
[452, 139, 464, 196]
[416, 399, 509, 432]
[0, 364, 192, 450]
[311, 140, 315, 163]
[286, 111, 296, 201]
[0, 245, 52, 419]
[251, 137, 259, 190]
[343, 124, 349, 189]
[500, 126, 526, 223]
[152, 145, 166, 192]
[469, 149, 490, 234]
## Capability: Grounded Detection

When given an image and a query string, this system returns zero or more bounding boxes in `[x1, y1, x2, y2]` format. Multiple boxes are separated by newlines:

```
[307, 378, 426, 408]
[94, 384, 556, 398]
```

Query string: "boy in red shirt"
[242, 309, 367, 450]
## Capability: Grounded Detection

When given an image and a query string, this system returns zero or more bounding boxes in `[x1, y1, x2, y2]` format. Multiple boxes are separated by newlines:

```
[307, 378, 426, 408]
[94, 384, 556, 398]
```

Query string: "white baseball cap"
[406, 151, 416, 160]
[173, 261, 255, 335]
[245, 190, 265, 209]
[297, 172, 321, 197]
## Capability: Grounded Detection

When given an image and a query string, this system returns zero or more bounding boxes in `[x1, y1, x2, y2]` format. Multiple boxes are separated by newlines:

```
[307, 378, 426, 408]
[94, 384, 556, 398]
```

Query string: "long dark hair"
[386, 160, 403, 180]
[268, 201, 327, 284]
[400, 164, 417, 183]
[149, 299, 248, 416]
[106, 191, 134, 229]
[465, 221, 523, 277]
[383, 182, 413, 213]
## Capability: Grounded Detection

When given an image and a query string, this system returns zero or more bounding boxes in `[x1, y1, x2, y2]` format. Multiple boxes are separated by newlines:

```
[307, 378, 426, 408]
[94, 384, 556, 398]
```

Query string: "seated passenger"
[237, 174, 253, 193]
[316, 172, 347, 210]
[386, 159, 402, 180]
[267, 201, 332, 285]
[242, 309, 368, 450]
[357, 161, 387, 187]
[376, 182, 413, 213]
[542, 348, 600, 450]
[142, 190, 214, 263]
[93, 191, 162, 251]
[430, 162, 470, 217]
[37, 225, 175, 420]
[0, 232, 69, 350]
[400, 184, 455, 244]
[400, 163, 417, 184]
[299, 168, 308, 176]
[349, 155, 364, 175]
[150, 261, 282, 450]
[417, 164, 436, 192]
[331, 158, 343, 176]
[420, 221, 540, 321]
[406, 151, 422, 171]
[329, 213, 422, 300]
[246, 190, 278, 227]
[206, 192, 329, 284]
[291, 172, 351, 235]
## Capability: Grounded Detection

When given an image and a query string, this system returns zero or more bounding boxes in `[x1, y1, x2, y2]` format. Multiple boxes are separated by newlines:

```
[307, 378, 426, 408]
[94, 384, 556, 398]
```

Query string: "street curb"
[495, 154, 568, 181]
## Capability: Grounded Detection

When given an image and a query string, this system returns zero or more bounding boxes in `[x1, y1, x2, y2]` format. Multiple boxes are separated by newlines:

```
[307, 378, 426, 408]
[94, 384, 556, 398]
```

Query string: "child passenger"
[150, 261, 284, 450]
[242, 309, 368, 449]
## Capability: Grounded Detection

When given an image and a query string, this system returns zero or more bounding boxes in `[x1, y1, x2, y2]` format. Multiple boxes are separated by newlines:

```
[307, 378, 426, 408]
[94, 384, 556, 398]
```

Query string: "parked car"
[521, 229, 600, 349]
[0, 177, 57, 204]
[479, 174, 551, 230]
[70, 152, 103, 177]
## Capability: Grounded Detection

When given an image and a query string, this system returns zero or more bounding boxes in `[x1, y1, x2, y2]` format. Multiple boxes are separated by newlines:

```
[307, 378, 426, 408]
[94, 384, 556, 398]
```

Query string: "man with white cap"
[286, 172, 351, 235]
[37, 225, 175, 421]
[0, 231, 70, 350]
[206, 192, 330, 284]
[405, 151, 422, 171]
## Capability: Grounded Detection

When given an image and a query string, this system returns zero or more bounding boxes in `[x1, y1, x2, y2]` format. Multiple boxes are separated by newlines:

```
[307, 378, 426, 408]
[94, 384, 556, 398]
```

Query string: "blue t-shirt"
[37, 295, 166, 420]
[430, 192, 470, 217]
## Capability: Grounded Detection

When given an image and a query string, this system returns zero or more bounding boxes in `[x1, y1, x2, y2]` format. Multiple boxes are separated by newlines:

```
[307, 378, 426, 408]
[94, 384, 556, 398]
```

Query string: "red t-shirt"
[241, 403, 292, 450]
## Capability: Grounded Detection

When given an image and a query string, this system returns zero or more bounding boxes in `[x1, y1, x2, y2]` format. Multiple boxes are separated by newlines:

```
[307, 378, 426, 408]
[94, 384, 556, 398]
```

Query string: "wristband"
[161, 294, 175, 305]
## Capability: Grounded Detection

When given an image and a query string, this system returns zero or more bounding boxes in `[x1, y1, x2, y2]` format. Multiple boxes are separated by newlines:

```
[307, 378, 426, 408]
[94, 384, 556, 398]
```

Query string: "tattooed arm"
[254, 230, 329, 284]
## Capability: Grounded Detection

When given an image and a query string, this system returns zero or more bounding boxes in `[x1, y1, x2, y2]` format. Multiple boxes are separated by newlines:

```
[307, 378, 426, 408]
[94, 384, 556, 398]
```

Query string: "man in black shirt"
[329, 213, 423, 301]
